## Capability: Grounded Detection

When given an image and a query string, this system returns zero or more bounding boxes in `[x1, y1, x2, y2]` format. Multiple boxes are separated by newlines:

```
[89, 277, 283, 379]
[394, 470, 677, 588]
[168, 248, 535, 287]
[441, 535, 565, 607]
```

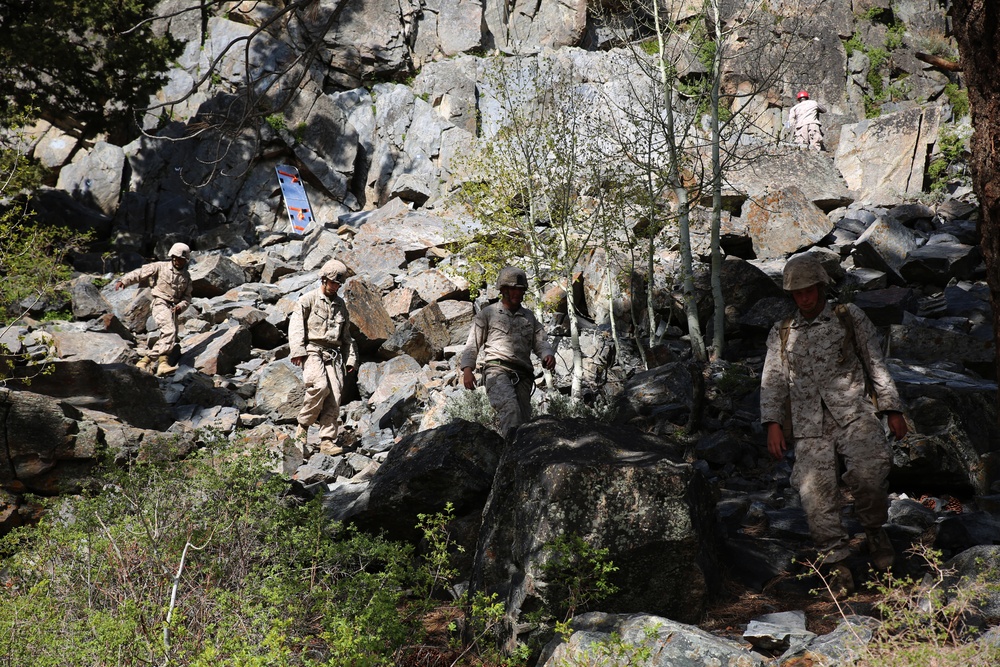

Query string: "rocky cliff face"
[5, 0, 1000, 661]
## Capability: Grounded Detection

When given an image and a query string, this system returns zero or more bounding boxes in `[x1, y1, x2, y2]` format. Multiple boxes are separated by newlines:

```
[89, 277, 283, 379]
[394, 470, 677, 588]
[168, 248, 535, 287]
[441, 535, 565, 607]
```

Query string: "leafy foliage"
[0, 443, 421, 665]
[945, 82, 970, 119]
[805, 545, 1000, 667]
[927, 123, 971, 194]
[1, 106, 89, 384]
[542, 533, 619, 625]
[0, 0, 182, 142]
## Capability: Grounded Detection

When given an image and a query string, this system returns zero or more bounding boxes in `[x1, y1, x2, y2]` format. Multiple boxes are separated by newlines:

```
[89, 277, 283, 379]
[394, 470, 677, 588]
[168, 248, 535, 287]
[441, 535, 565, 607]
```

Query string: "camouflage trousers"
[150, 297, 179, 356]
[790, 403, 891, 563]
[484, 365, 532, 442]
[794, 123, 824, 151]
[298, 349, 345, 442]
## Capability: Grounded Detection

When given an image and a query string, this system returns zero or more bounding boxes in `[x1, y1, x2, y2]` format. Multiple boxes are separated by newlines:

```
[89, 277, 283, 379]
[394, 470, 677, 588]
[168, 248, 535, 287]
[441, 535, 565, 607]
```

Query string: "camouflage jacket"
[760, 302, 903, 438]
[459, 302, 553, 375]
[119, 261, 192, 309]
[288, 288, 358, 367]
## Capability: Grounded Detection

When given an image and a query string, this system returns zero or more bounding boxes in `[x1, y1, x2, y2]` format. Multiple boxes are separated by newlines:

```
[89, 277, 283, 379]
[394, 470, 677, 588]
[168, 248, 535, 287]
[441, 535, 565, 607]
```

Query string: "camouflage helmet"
[497, 265, 528, 289]
[782, 253, 831, 291]
[168, 243, 191, 259]
[320, 259, 349, 282]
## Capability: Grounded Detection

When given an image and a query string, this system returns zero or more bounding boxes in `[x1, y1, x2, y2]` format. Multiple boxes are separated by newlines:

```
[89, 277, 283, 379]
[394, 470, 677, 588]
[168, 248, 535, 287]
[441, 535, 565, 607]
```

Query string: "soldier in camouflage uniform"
[460, 266, 556, 442]
[760, 253, 908, 596]
[289, 259, 358, 458]
[115, 242, 193, 376]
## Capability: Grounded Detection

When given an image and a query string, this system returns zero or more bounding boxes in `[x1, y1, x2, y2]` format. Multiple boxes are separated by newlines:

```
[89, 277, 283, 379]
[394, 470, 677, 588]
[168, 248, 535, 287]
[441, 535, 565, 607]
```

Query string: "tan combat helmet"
[782, 253, 831, 291]
[320, 258, 349, 282]
[496, 265, 528, 289]
[168, 242, 191, 259]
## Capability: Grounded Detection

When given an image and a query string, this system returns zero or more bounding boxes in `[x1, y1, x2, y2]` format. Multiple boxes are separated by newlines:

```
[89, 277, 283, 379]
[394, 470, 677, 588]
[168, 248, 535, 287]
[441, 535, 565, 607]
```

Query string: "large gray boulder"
[835, 105, 942, 205]
[4, 360, 173, 431]
[190, 254, 247, 298]
[471, 418, 719, 650]
[56, 141, 126, 216]
[342, 277, 396, 348]
[413, 0, 482, 63]
[483, 0, 587, 52]
[744, 186, 833, 260]
[179, 324, 252, 375]
[852, 215, 919, 285]
[252, 359, 304, 423]
[725, 148, 852, 210]
[892, 381, 1000, 494]
[326, 420, 503, 544]
[539, 612, 766, 667]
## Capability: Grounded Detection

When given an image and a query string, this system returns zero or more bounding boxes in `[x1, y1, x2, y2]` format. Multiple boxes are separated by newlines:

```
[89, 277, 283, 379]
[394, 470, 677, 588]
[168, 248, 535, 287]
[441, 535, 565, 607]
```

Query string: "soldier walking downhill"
[115, 242, 193, 376]
[460, 266, 556, 442]
[760, 254, 908, 598]
[289, 259, 358, 458]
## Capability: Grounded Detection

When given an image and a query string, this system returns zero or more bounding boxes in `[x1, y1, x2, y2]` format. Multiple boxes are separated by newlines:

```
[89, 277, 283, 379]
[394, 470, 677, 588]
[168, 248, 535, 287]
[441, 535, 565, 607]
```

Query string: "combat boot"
[827, 562, 855, 600]
[155, 355, 178, 376]
[319, 439, 344, 456]
[867, 528, 895, 571]
[135, 356, 153, 372]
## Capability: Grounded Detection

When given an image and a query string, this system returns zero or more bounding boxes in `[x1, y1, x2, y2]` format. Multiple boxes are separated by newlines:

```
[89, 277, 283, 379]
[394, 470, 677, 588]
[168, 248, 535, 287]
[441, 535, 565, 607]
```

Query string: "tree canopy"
[0, 0, 181, 143]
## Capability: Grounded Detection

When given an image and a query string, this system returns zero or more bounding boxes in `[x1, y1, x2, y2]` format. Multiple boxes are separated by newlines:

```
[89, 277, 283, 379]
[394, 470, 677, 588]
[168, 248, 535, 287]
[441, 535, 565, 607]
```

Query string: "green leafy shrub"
[944, 83, 970, 119]
[265, 113, 288, 133]
[927, 123, 971, 194]
[542, 533, 619, 626]
[0, 442, 421, 665]
[541, 392, 619, 423]
[444, 386, 499, 430]
[804, 545, 1000, 667]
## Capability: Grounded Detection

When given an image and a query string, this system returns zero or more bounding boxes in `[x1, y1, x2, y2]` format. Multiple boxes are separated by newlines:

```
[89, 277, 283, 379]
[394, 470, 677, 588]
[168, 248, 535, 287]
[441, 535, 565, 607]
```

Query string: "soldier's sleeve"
[847, 304, 904, 413]
[288, 293, 311, 359]
[177, 272, 193, 311]
[459, 307, 490, 371]
[118, 263, 156, 288]
[760, 324, 789, 425]
[817, 103, 828, 114]
[342, 303, 358, 368]
[531, 311, 554, 360]
[788, 105, 799, 126]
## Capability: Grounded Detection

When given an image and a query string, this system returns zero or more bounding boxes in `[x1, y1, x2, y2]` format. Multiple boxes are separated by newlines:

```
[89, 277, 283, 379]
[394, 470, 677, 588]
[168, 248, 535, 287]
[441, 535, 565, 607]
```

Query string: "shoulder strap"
[835, 304, 875, 399]
[778, 317, 793, 364]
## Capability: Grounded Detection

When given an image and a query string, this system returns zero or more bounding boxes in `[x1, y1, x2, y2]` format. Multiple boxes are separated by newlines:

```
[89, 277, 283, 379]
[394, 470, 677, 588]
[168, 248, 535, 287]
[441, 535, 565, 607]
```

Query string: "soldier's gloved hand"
[462, 367, 476, 390]
[542, 355, 556, 371]
[766, 422, 787, 460]
[886, 411, 908, 440]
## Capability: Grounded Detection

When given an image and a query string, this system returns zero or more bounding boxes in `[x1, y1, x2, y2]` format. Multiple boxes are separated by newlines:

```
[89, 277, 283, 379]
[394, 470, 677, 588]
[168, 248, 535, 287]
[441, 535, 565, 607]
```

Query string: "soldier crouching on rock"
[289, 259, 358, 458]
[460, 265, 556, 443]
[760, 253, 908, 599]
[115, 242, 192, 377]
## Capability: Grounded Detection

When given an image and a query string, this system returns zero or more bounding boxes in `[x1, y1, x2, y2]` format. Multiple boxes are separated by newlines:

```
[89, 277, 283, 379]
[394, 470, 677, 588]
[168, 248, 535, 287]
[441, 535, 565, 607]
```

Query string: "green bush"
[444, 386, 499, 430]
[927, 123, 971, 194]
[944, 83, 970, 119]
[0, 443, 421, 665]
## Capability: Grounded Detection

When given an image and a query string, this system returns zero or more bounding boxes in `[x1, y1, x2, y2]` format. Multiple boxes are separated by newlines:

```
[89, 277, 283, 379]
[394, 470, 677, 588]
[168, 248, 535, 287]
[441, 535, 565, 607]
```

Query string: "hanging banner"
[275, 164, 315, 234]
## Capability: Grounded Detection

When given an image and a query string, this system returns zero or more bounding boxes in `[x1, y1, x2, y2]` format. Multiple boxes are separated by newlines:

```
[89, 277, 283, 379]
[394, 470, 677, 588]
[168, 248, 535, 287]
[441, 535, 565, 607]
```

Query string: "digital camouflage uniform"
[118, 260, 192, 357]
[289, 286, 358, 443]
[789, 98, 827, 150]
[460, 302, 554, 441]
[760, 301, 904, 563]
